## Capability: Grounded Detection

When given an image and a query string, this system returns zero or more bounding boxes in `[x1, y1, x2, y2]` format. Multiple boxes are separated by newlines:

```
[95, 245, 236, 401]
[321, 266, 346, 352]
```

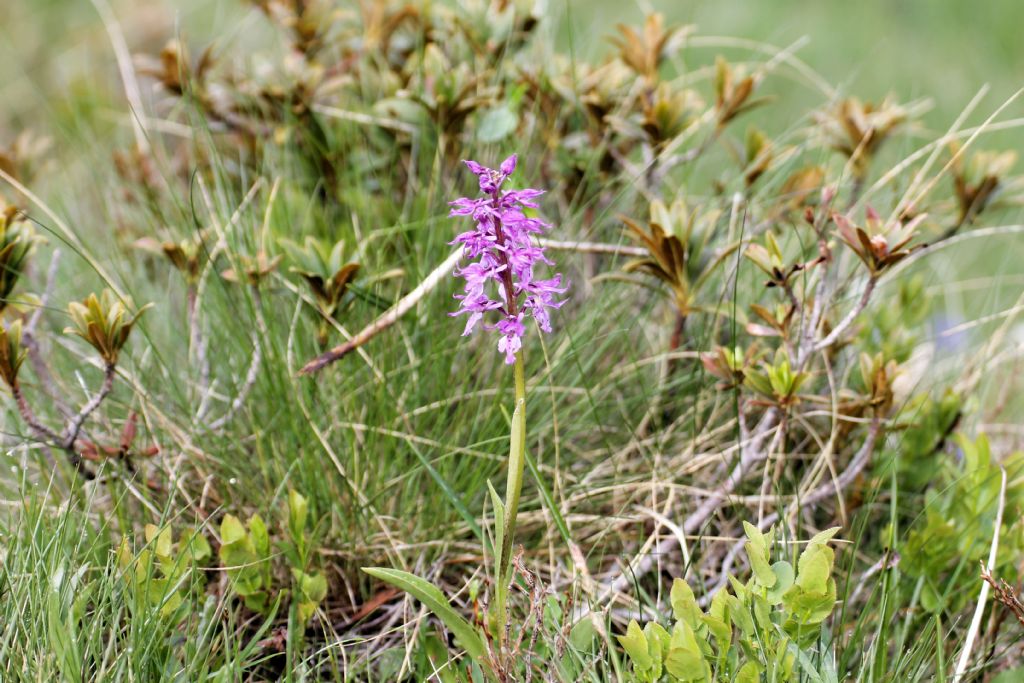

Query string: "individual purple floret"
[449, 154, 567, 364]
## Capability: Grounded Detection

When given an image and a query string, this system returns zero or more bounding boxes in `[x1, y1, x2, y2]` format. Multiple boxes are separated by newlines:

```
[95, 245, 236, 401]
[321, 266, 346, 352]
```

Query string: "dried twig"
[811, 276, 877, 354]
[63, 363, 116, 450]
[980, 564, 1024, 628]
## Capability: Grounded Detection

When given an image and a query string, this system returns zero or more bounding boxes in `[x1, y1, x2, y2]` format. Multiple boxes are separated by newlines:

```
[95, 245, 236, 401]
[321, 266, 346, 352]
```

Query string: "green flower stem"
[494, 350, 527, 651]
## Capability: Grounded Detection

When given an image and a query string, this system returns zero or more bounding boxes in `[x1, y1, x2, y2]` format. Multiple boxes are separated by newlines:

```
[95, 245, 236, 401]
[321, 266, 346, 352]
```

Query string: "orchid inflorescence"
[449, 154, 567, 364]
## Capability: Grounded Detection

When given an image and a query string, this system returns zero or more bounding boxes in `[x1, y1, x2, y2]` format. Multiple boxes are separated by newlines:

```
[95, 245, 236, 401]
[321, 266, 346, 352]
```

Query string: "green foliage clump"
[117, 524, 211, 622]
[64, 289, 150, 366]
[220, 489, 327, 624]
[900, 435, 1024, 613]
[619, 524, 841, 682]
[282, 237, 361, 347]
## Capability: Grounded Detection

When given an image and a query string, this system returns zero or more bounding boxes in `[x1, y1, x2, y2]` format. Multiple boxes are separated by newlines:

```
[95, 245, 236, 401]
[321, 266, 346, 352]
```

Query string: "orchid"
[449, 154, 567, 363]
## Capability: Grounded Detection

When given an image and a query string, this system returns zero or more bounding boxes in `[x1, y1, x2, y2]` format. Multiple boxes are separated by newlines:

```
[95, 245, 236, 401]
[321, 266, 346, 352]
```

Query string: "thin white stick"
[299, 248, 462, 374]
[538, 239, 647, 257]
[311, 103, 418, 135]
[953, 467, 1007, 682]
[90, 0, 149, 152]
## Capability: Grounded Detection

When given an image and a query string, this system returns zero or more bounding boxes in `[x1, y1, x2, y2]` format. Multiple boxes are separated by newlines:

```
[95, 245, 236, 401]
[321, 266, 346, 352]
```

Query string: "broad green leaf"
[708, 587, 730, 622]
[185, 531, 212, 564]
[288, 489, 309, 539]
[220, 514, 247, 545]
[752, 594, 772, 629]
[671, 577, 702, 628]
[293, 569, 328, 604]
[116, 538, 133, 570]
[807, 526, 841, 547]
[644, 622, 666, 678]
[742, 521, 765, 549]
[766, 560, 795, 604]
[736, 661, 762, 683]
[154, 526, 173, 558]
[569, 617, 596, 651]
[701, 613, 730, 648]
[785, 579, 837, 625]
[477, 106, 518, 142]
[363, 567, 485, 662]
[726, 593, 755, 635]
[618, 620, 652, 671]
[991, 669, 1024, 683]
[664, 621, 706, 680]
[796, 545, 832, 594]
[249, 515, 270, 558]
[747, 540, 777, 588]
[297, 600, 317, 623]
[419, 635, 459, 683]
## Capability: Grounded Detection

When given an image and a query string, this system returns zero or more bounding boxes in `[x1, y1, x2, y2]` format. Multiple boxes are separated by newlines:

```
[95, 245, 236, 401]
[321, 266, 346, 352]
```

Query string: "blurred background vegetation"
[6, 0, 1024, 130]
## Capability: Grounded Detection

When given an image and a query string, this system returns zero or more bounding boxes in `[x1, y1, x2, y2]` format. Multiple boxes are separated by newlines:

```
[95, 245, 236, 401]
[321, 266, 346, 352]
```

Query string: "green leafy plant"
[744, 349, 811, 407]
[900, 434, 1024, 613]
[618, 524, 842, 682]
[833, 208, 926, 277]
[949, 143, 1018, 228]
[117, 524, 211, 621]
[219, 513, 274, 612]
[134, 234, 210, 286]
[813, 97, 918, 179]
[64, 289, 150, 366]
[282, 489, 327, 623]
[218, 490, 327, 623]
[282, 237, 361, 347]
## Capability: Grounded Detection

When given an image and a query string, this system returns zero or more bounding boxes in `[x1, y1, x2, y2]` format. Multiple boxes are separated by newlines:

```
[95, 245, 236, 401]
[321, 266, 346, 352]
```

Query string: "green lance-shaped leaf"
[287, 488, 309, 541]
[664, 620, 708, 681]
[487, 480, 506, 573]
[361, 567, 486, 662]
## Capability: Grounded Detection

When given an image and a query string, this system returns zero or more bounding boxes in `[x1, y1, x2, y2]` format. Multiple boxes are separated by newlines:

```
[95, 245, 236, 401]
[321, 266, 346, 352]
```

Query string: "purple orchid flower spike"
[449, 155, 567, 363]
